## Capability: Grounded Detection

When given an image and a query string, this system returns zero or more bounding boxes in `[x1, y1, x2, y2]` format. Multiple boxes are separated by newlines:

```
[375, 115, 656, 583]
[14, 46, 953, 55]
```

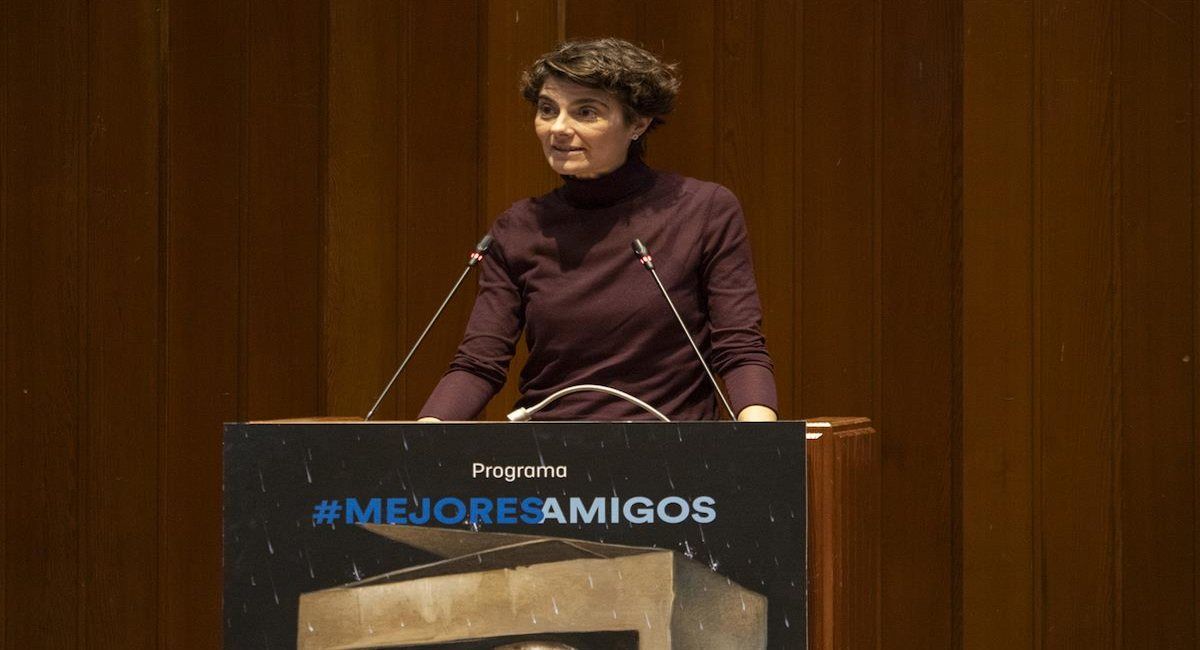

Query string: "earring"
[632, 133, 641, 141]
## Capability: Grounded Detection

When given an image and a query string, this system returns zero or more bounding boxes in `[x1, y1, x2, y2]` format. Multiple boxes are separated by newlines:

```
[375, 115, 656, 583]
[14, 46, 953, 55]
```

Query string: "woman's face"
[534, 77, 651, 179]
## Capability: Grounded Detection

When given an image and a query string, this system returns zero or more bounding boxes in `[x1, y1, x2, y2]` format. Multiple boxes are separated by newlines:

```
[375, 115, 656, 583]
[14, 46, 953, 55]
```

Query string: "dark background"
[3, 0, 1197, 648]
[223, 422, 806, 648]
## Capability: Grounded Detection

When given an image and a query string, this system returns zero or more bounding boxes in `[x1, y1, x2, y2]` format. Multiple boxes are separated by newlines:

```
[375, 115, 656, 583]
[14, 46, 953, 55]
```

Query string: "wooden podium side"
[807, 417, 881, 650]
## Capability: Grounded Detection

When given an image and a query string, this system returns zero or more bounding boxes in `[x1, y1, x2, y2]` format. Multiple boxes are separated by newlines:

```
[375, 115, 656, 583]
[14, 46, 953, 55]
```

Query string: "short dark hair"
[521, 38, 680, 155]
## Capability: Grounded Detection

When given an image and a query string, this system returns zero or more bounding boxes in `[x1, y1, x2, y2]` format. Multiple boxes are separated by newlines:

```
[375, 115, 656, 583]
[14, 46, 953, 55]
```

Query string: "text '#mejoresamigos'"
[310, 495, 717, 526]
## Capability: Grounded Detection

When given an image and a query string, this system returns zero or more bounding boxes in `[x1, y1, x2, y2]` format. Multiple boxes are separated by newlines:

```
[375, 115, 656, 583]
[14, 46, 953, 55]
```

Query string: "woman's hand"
[736, 405, 777, 422]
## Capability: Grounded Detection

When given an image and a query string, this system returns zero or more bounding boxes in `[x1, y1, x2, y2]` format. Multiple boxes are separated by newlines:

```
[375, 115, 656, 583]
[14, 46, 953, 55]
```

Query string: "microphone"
[364, 234, 494, 420]
[631, 238, 737, 420]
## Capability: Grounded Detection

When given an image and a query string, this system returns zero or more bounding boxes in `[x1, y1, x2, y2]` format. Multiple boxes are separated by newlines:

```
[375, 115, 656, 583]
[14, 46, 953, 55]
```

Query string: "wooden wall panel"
[1190, 0, 1200, 642]
[564, 0, 638, 41]
[2, 1, 85, 647]
[1, 2, 6, 641]
[1195, 1, 1200, 640]
[962, 1, 1035, 648]
[879, 0, 958, 647]
[481, 0, 559, 420]
[752, 0, 798, 419]
[324, 0, 400, 417]
[716, 0, 800, 419]
[84, 0, 161, 645]
[401, 1, 482, 419]
[163, 0, 245, 645]
[639, 0, 716, 181]
[244, 0, 323, 419]
[1118, 0, 1195, 645]
[799, 0, 877, 421]
[1038, 1, 1119, 646]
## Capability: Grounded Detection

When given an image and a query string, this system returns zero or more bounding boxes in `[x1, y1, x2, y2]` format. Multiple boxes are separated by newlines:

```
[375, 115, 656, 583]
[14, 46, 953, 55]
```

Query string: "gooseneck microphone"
[631, 238, 738, 420]
[364, 234, 494, 420]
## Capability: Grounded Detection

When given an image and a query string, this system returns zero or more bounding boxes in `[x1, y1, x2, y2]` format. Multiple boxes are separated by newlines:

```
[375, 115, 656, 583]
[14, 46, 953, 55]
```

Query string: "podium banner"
[223, 421, 807, 649]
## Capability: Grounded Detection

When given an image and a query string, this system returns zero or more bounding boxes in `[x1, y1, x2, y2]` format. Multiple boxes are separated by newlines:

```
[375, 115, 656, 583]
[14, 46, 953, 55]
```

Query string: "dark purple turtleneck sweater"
[419, 157, 777, 421]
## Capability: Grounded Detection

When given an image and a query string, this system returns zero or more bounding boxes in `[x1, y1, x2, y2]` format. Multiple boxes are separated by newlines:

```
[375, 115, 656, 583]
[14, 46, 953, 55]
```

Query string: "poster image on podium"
[223, 421, 808, 649]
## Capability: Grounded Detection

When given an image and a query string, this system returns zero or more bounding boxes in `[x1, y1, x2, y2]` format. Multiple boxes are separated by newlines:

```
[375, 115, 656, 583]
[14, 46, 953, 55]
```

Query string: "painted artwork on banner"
[223, 422, 807, 649]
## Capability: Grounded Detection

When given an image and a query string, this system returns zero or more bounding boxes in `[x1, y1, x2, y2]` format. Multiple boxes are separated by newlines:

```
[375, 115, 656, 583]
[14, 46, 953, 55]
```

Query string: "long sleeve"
[700, 185, 779, 414]
[418, 217, 524, 420]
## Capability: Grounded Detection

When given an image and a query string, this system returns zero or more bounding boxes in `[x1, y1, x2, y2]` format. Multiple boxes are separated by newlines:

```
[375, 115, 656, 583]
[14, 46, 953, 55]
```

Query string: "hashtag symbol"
[312, 499, 342, 525]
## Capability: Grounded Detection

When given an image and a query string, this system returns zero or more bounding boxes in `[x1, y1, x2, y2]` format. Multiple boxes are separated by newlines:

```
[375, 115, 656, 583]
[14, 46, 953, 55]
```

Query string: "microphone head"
[468, 233, 494, 267]
[631, 238, 654, 270]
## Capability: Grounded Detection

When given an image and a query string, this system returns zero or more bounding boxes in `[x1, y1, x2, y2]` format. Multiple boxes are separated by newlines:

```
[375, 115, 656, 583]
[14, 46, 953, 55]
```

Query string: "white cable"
[506, 384, 671, 422]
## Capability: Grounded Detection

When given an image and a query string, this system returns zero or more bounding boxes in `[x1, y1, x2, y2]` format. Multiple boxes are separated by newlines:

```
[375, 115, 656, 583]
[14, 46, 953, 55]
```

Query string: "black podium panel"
[223, 422, 807, 649]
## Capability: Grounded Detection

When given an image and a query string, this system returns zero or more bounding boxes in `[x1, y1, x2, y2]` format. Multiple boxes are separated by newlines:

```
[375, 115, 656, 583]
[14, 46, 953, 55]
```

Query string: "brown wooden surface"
[162, 0, 244, 645]
[324, 0, 401, 419]
[85, 0, 162, 645]
[1118, 1, 1194, 645]
[879, 1, 960, 646]
[962, 0, 1036, 647]
[806, 417, 881, 650]
[3, 1, 1199, 648]
[244, 0, 324, 421]
[3, 1, 85, 647]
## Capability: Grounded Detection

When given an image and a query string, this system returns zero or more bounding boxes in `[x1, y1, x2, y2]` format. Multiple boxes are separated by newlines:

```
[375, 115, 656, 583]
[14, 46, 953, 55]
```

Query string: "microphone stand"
[364, 234, 493, 420]
[631, 238, 738, 420]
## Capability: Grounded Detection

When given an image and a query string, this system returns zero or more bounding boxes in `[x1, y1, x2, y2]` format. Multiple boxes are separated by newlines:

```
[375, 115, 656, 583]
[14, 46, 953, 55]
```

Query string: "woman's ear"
[632, 115, 653, 139]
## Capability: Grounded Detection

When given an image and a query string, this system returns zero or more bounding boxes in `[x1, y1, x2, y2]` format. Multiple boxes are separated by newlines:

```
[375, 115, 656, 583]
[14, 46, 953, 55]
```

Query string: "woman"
[420, 38, 777, 422]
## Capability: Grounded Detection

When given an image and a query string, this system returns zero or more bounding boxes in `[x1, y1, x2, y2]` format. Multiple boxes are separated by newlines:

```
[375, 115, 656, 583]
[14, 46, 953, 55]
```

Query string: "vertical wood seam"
[76, 0, 90, 644]
[0, 0, 8, 640]
[237, 0, 249, 421]
[475, 0, 483, 281]
[398, 4, 410, 416]
[398, 5, 408, 414]
[155, 0, 170, 643]
[713, 0, 721, 191]
[871, 0, 883, 644]
[317, 0, 329, 416]
[950, 0, 965, 645]
[1190, 0, 1200, 642]
[557, 0, 566, 43]
[794, 0, 803, 420]
[1031, 0, 1045, 646]
[1109, 0, 1123, 646]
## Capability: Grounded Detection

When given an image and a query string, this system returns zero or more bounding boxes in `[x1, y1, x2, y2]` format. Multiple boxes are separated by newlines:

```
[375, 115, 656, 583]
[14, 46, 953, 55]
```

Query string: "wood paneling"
[244, 0, 323, 420]
[3, 0, 85, 647]
[799, 0, 877, 422]
[1118, 0, 1194, 645]
[324, 0, 401, 418]
[879, 0, 959, 646]
[163, 0, 245, 645]
[638, 0, 716, 181]
[962, 0, 1036, 647]
[1038, 1, 1119, 645]
[84, 0, 161, 645]
[401, 1, 482, 419]
[713, 0, 801, 419]
[481, 0, 559, 421]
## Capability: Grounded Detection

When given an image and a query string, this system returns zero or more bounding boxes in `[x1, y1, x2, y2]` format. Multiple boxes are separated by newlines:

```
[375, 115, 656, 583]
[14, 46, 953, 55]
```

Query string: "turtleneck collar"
[558, 155, 656, 209]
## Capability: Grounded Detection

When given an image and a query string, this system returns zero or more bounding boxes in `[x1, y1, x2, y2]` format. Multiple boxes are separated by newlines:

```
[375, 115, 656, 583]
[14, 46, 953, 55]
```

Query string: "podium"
[223, 419, 878, 649]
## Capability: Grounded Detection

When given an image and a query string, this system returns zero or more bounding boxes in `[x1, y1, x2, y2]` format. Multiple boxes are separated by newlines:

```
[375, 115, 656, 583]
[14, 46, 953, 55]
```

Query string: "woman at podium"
[420, 38, 777, 423]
